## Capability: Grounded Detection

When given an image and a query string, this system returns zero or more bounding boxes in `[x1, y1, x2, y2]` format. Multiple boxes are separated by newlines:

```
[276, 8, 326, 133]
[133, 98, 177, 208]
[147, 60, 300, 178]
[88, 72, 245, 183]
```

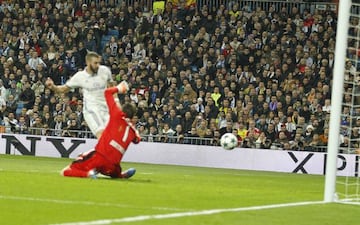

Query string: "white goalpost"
[324, 0, 360, 203]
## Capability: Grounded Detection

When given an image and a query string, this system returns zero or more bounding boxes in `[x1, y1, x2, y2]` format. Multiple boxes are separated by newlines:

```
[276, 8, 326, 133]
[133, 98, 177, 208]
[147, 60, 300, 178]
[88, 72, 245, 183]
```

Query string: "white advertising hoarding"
[0, 134, 358, 177]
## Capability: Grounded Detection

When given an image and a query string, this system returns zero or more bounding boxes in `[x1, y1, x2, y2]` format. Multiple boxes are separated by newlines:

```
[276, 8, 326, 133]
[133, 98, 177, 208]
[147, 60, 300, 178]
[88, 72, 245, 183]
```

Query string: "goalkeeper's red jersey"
[95, 87, 140, 164]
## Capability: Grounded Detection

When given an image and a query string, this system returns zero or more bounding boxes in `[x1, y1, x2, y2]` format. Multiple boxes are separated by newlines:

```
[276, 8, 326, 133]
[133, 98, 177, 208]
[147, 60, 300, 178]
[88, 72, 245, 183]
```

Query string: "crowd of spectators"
[0, 0, 357, 152]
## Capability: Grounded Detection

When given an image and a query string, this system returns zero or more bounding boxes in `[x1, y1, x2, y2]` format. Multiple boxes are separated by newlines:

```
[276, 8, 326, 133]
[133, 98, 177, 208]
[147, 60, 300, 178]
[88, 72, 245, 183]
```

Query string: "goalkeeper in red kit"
[61, 81, 141, 179]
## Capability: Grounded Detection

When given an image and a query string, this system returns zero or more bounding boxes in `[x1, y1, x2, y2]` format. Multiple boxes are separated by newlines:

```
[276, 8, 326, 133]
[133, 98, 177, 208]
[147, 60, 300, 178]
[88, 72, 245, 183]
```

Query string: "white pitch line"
[337, 200, 360, 206]
[0, 168, 59, 174]
[51, 201, 325, 225]
[0, 195, 186, 212]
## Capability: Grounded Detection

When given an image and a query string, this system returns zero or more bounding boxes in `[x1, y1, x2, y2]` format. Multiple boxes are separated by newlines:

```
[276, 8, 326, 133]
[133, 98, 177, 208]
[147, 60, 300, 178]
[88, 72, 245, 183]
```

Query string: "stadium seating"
[0, 0, 340, 151]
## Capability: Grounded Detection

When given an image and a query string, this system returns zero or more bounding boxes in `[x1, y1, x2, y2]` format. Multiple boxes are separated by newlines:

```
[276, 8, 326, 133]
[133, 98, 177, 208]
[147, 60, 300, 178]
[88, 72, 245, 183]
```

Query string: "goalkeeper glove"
[117, 81, 129, 94]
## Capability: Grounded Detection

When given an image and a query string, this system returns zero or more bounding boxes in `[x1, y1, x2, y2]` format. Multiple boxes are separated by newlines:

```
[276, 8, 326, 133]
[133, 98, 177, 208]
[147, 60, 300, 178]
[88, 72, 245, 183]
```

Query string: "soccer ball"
[220, 133, 238, 150]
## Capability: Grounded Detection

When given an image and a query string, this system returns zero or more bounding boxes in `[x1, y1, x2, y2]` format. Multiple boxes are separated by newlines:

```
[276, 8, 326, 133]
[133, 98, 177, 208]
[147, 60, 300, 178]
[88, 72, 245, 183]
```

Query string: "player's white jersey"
[65, 65, 112, 108]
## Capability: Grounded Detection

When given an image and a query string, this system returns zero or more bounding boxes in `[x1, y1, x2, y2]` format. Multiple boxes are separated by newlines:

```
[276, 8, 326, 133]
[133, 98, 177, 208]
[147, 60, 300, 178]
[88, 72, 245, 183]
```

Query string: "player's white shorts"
[83, 106, 109, 136]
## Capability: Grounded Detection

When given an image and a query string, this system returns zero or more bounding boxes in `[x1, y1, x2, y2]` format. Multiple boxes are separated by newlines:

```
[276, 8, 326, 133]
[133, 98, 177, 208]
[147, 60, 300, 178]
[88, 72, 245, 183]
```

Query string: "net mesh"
[335, 1, 360, 203]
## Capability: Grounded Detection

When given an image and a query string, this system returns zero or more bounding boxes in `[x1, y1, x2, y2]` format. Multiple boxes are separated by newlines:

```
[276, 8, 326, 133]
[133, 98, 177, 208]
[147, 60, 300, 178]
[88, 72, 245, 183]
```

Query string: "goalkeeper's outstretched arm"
[104, 81, 129, 112]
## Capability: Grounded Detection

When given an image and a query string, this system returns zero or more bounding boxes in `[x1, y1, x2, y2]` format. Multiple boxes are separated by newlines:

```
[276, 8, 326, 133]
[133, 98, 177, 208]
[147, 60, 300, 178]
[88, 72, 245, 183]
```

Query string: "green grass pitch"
[0, 154, 358, 225]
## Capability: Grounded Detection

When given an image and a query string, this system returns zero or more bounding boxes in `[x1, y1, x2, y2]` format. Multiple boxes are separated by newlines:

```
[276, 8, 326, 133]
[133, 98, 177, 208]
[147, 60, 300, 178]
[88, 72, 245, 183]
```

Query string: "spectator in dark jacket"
[19, 81, 35, 109]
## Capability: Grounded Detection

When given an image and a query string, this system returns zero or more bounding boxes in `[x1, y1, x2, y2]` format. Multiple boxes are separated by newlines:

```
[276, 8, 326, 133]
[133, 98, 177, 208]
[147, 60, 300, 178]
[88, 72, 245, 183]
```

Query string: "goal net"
[325, 0, 360, 204]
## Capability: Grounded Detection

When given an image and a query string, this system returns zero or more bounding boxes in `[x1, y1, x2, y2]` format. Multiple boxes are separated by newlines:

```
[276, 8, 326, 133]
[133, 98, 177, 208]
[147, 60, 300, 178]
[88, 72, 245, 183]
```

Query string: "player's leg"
[121, 167, 136, 179]
[61, 165, 96, 178]
[101, 164, 136, 179]
[61, 150, 100, 178]
[75, 149, 96, 161]
[83, 108, 109, 139]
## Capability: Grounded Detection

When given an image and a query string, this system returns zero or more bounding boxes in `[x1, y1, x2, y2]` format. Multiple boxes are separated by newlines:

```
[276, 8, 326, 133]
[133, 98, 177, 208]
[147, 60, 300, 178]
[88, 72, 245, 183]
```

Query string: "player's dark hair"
[122, 103, 137, 119]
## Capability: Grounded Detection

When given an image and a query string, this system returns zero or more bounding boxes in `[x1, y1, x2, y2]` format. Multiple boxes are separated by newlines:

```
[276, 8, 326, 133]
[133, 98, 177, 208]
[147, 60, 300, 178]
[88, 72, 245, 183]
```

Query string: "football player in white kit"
[46, 51, 115, 139]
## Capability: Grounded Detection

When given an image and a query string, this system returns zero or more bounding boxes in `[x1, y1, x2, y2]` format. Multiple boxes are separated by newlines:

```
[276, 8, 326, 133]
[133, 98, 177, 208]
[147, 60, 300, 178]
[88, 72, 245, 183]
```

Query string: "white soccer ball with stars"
[220, 133, 238, 150]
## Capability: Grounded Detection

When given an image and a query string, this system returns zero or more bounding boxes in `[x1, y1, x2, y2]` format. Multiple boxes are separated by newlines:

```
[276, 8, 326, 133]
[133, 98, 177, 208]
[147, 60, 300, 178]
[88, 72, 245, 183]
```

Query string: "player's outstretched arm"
[116, 81, 129, 94]
[45, 78, 70, 93]
[133, 129, 141, 144]
[104, 81, 129, 112]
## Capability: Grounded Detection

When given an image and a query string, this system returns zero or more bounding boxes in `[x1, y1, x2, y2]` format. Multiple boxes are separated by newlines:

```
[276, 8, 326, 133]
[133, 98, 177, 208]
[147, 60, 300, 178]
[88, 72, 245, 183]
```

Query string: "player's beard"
[89, 64, 99, 74]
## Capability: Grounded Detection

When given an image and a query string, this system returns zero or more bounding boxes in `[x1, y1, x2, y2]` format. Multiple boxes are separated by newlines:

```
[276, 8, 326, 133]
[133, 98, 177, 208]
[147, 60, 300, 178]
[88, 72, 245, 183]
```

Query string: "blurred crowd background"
[0, 0, 358, 152]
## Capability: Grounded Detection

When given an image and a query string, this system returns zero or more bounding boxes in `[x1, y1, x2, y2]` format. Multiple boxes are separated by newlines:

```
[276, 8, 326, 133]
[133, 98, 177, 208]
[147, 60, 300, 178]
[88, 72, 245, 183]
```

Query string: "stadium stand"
[0, 0, 344, 151]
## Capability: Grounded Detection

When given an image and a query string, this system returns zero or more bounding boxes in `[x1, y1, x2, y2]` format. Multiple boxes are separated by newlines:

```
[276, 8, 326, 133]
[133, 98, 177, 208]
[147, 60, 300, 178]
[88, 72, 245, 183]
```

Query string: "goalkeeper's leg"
[100, 164, 136, 179]
[61, 165, 95, 178]
[61, 150, 100, 178]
